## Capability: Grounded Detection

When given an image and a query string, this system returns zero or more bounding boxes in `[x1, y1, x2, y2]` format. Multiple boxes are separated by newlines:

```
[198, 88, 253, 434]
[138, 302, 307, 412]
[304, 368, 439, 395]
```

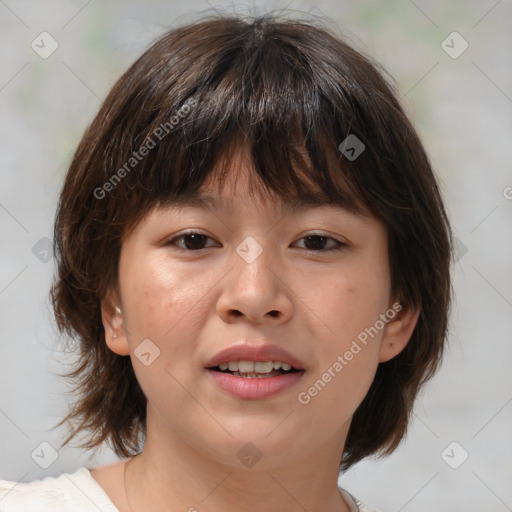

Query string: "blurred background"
[1, 1, 511, 510]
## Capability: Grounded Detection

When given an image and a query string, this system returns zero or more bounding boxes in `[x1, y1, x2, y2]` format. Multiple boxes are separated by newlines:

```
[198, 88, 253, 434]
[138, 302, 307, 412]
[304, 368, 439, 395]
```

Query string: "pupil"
[305, 235, 326, 250]
[183, 235, 328, 251]
[185, 234, 206, 250]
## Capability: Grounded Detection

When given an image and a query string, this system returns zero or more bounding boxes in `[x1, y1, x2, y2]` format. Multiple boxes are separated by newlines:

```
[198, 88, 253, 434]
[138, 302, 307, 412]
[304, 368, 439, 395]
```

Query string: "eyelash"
[166, 231, 347, 252]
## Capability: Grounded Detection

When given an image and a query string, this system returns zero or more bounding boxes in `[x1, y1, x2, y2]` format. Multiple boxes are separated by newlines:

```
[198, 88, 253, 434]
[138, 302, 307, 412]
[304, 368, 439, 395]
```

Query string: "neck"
[124, 407, 350, 512]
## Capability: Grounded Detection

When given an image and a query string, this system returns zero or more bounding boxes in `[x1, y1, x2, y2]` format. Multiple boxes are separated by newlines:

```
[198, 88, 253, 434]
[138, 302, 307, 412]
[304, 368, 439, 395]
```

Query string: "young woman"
[0, 12, 452, 512]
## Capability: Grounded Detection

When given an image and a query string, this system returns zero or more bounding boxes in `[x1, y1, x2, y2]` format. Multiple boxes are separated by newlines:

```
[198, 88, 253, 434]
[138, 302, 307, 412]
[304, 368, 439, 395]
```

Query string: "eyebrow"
[164, 193, 368, 217]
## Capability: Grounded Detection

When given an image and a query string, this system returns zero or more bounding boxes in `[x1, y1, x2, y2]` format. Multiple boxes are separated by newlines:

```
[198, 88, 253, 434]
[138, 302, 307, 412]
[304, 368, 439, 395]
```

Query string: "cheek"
[120, 252, 210, 341]
[303, 259, 390, 349]
[295, 269, 386, 426]
[343, 246, 391, 332]
[294, 252, 390, 417]
[117, 253, 211, 410]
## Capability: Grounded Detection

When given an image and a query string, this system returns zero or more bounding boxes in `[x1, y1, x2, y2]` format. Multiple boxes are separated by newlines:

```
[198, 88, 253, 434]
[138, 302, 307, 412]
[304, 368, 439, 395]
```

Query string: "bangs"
[98, 16, 387, 231]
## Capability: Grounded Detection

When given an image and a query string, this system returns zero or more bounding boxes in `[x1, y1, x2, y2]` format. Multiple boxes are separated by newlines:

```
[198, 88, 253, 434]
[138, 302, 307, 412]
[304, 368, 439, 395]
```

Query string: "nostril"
[229, 309, 280, 319]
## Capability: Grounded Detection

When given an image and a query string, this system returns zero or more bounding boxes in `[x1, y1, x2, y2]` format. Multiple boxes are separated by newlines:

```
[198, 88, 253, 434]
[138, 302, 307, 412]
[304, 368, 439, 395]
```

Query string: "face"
[103, 147, 417, 471]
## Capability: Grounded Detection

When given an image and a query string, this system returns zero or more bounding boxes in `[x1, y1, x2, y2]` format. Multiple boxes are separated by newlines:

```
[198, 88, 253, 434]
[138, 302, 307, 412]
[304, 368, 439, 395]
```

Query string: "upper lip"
[205, 341, 306, 370]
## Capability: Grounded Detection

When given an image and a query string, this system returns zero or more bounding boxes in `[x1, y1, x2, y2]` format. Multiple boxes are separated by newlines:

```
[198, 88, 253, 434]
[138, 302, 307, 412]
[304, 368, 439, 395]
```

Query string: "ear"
[101, 289, 130, 356]
[379, 301, 420, 363]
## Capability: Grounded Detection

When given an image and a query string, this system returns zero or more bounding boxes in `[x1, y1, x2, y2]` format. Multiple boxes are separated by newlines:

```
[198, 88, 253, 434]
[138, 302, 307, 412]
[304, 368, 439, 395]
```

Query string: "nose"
[216, 241, 294, 325]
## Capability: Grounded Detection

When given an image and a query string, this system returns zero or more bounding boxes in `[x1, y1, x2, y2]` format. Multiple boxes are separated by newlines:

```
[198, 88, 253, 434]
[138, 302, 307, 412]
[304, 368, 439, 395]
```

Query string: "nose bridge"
[217, 234, 293, 323]
[232, 234, 276, 293]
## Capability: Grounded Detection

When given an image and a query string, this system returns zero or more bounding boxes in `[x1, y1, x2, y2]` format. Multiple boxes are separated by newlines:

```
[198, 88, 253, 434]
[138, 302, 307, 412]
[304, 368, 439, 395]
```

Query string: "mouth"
[205, 341, 306, 399]
[206, 356, 305, 399]
[208, 360, 302, 379]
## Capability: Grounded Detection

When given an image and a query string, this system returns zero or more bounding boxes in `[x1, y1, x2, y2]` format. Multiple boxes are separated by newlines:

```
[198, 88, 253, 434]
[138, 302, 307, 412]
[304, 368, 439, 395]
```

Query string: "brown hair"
[51, 12, 453, 470]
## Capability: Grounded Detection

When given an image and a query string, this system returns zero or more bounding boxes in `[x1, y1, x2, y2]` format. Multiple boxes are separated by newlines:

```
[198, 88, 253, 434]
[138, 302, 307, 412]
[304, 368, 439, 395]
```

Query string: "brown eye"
[295, 235, 345, 252]
[182, 234, 208, 250]
[168, 233, 217, 251]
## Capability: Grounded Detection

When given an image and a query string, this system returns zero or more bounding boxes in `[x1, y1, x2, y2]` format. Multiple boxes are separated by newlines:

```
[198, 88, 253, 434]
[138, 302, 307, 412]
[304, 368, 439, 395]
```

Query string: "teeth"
[217, 360, 294, 373]
[238, 360, 255, 372]
[254, 361, 273, 373]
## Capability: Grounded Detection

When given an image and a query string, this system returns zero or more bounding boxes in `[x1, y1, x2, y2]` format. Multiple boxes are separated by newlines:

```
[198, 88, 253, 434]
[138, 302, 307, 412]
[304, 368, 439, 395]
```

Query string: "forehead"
[158, 148, 373, 220]
[161, 192, 370, 219]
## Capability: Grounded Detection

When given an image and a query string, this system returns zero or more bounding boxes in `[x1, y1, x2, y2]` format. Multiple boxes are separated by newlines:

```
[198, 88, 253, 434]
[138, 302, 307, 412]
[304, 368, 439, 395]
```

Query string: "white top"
[0, 467, 380, 511]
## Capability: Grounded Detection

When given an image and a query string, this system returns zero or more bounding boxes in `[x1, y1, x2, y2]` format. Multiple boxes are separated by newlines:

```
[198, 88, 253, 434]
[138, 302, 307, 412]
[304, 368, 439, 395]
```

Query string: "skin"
[92, 145, 419, 512]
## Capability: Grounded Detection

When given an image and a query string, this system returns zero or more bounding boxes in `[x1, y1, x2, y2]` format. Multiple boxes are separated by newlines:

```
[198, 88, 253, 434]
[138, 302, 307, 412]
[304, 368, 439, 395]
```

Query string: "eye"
[293, 234, 346, 252]
[166, 231, 346, 252]
[167, 232, 218, 251]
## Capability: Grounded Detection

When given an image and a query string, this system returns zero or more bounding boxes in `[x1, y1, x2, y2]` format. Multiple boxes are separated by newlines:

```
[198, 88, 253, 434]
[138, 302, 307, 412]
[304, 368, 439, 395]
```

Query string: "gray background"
[1, 1, 511, 511]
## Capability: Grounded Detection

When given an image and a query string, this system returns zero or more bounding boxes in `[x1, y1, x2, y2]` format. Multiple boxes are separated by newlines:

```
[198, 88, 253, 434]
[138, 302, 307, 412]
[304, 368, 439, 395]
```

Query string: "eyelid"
[165, 230, 218, 249]
[293, 232, 347, 251]
[298, 230, 348, 243]
[166, 230, 348, 252]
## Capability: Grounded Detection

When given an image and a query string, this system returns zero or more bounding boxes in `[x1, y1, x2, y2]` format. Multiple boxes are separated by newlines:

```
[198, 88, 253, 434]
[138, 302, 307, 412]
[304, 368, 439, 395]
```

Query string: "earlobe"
[378, 302, 420, 363]
[106, 330, 130, 356]
[101, 293, 130, 356]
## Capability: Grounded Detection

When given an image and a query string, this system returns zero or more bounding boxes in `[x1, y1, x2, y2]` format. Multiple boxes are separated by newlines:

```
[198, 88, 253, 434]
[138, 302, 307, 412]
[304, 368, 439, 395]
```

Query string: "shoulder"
[0, 467, 119, 512]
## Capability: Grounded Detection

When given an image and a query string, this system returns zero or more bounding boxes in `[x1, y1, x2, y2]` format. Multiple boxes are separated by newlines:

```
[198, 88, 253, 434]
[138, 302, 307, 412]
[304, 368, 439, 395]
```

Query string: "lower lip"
[207, 369, 305, 399]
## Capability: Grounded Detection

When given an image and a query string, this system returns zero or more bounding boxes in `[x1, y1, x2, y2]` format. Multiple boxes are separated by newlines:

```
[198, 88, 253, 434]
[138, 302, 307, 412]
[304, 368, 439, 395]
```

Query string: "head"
[51, 13, 452, 471]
